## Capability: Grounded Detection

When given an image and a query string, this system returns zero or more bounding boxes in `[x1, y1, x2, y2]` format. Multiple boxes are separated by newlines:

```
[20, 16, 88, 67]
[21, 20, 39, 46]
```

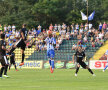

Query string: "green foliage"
[0, 0, 107, 29]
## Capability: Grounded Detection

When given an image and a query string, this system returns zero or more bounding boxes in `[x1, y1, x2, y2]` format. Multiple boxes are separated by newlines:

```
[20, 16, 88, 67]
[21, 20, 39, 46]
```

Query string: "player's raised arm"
[52, 37, 56, 47]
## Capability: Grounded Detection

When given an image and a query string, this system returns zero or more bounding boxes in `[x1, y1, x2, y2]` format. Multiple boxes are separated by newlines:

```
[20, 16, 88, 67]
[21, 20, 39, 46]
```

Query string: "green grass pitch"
[0, 69, 108, 90]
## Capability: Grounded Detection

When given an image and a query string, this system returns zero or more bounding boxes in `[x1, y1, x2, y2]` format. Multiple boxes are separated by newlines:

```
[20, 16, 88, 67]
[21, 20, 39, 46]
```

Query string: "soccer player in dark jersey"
[73, 46, 95, 76]
[9, 52, 18, 71]
[0, 33, 10, 78]
[9, 24, 28, 66]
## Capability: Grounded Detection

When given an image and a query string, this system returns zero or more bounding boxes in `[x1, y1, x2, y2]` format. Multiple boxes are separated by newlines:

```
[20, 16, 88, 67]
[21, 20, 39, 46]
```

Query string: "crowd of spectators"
[0, 22, 108, 52]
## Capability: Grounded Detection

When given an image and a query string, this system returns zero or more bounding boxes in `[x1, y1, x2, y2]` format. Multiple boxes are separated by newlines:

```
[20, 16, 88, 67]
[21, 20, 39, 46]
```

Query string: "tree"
[0, 0, 107, 29]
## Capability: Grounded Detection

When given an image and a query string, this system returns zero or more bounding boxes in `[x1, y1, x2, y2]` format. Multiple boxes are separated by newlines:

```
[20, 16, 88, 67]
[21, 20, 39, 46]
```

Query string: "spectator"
[70, 29, 74, 37]
[85, 23, 89, 30]
[72, 43, 77, 50]
[49, 24, 53, 31]
[79, 27, 83, 34]
[103, 22, 107, 31]
[66, 32, 70, 40]
[98, 32, 104, 39]
[62, 23, 67, 30]
[54, 24, 58, 31]
[74, 29, 78, 36]
[9, 40, 13, 47]
[58, 37, 63, 44]
[55, 41, 59, 51]
[71, 23, 75, 31]
[82, 44, 87, 50]
[75, 23, 79, 31]
[83, 35, 88, 43]
[89, 23, 93, 30]
[8, 25, 11, 31]
[95, 35, 100, 44]
[99, 22, 102, 32]
[77, 33, 82, 40]
[12, 24, 16, 33]
[4, 25, 7, 32]
[80, 23, 84, 29]
[92, 41, 95, 47]
[38, 25, 42, 31]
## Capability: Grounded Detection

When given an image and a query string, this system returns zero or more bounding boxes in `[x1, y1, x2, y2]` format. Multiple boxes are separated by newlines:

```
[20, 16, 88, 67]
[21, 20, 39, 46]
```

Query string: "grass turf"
[0, 69, 108, 90]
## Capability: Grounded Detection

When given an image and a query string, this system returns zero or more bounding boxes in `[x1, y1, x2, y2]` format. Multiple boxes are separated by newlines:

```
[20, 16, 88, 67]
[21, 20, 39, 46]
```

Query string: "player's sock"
[0, 67, 5, 77]
[49, 60, 51, 66]
[75, 67, 79, 74]
[14, 65, 17, 70]
[51, 60, 54, 70]
[4, 65, 8, 75]
[22, 53, 25, 63]
[88, 68, 94, 74]
[9, 65, 11, 70]
[104, 65, 108, 71]
[9, 48, 16, 55]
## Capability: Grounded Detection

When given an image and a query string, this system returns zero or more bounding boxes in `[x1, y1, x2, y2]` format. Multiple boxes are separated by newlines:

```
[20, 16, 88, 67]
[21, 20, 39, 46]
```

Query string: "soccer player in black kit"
[9, 24, 28, 66]
[9, 52, 18, 71]
[0, 33, 10, 78]
[73, 46, 95, 76]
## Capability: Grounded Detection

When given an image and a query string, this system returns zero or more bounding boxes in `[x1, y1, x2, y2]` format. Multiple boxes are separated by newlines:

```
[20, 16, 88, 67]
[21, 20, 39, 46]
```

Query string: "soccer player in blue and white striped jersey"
[103, 50, 108, 72]
[44, 31, 56, 73]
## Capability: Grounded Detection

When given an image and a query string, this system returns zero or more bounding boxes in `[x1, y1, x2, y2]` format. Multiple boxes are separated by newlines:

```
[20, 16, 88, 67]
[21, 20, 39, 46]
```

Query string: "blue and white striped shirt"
[44, 37, 56, 50]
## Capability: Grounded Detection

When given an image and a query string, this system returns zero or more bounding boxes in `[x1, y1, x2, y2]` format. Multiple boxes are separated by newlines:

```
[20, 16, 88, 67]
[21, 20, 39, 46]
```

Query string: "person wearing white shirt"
[12, 24, 16, 32]
[89, 23, 92, 29]
[8, 25, 11, 31]
[4, 25, 7, 32]
[38, 25, 41, 30]
[99, 32, 103, 39]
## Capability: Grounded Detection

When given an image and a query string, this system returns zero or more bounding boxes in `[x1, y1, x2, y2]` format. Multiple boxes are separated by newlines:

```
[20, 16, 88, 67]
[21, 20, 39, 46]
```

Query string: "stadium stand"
[2, 23, 107, 61]
[26, 36, 104, 61]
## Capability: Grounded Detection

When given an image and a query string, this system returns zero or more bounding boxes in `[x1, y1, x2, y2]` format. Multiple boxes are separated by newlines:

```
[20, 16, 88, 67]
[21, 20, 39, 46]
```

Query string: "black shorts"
[0, 56, 9, 66]
[10, 60, 15, 65]
[15, 39, 26, 50]
[77, 61, 87, 69]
